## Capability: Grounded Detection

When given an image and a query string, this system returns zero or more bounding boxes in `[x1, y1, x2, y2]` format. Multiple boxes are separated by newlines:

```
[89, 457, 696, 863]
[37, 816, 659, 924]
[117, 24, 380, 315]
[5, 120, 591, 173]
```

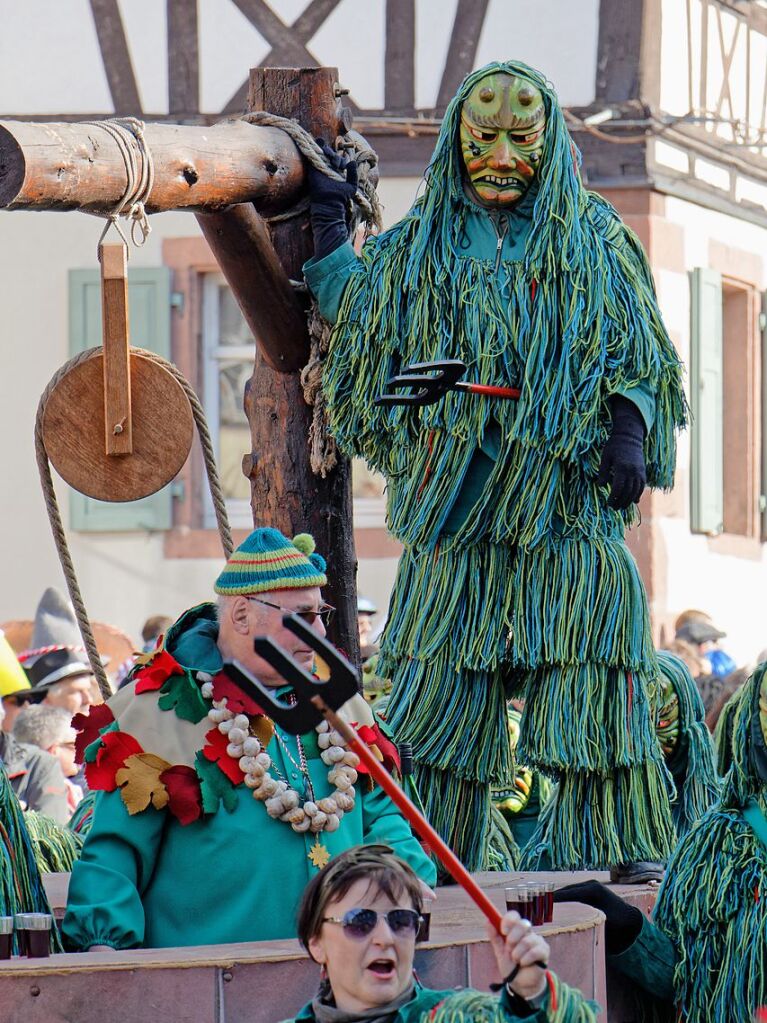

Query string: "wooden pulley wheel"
[43, 348, 194, 502]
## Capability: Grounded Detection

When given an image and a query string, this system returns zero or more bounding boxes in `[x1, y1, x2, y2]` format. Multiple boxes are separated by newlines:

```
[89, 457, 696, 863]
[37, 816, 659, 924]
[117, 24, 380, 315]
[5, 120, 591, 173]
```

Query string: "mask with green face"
[459, 71, 546, 208]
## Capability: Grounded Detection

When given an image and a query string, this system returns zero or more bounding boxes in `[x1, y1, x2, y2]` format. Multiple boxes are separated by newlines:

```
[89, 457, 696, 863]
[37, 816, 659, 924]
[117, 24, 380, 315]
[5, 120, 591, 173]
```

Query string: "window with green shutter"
[68, 267, 174, 531]
[689, 267, 724, 535]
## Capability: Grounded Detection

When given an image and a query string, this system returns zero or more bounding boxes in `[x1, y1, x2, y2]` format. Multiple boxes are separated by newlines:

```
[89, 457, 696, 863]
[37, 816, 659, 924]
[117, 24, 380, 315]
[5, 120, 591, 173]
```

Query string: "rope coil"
[35, 348, 233, 700]
[82, 117, 155, 250]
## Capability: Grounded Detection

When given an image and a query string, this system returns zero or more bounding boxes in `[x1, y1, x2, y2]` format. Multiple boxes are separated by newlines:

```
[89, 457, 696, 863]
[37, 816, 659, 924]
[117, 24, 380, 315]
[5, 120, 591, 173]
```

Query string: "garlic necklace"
[201, 680, 359, 833]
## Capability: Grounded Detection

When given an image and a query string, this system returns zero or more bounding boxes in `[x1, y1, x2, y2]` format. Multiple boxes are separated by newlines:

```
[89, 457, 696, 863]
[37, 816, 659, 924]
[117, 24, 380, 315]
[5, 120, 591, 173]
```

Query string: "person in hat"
[63, 528, 436, 952]
[19, 588, 96, 717]
[0, 630, 35, 734]
[674, 609, 736, 680]
[357, 596, 379, 661]
[14, 705, 83, 818]
[302, 60, 686, 874]
[0, 696, 69, 825]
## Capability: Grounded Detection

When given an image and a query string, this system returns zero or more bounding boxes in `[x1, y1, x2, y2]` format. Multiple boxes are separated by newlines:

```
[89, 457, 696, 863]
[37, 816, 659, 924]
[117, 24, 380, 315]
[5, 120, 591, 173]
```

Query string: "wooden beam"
[436, 0, 490, 111]
[0, 119, 304, 214]
[195, 204, 309, 373]
[243, 66, 360, 665]
[167, 0, 199, 116]
[385, 0, 416, 112]
[89, 0, 143, 115]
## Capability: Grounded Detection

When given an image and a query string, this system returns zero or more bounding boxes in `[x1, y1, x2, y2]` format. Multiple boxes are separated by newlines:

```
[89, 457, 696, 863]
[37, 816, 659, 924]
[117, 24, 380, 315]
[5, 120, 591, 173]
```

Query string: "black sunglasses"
[247, 597, 335, 627]
[322, 908, 421, 938]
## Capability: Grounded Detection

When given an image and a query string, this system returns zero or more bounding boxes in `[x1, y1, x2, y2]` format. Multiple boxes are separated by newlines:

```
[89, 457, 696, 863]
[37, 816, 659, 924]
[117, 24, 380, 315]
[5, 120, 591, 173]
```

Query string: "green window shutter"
[68, 267, 174, 532]
[690, 267, 723, 535]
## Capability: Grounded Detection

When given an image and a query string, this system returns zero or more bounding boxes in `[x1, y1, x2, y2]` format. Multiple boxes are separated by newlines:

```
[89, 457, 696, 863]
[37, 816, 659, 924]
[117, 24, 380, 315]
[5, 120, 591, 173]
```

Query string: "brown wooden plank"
[436, 0, 490, 111]
[385, 0, 416, 113]
[167, 0, 199, 116]
[99, 242, 132, 456]
[88, 0, 143, 114]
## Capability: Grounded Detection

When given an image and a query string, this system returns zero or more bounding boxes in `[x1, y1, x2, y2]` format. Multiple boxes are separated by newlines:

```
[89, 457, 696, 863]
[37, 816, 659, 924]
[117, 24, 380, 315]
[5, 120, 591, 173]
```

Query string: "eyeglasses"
[247, 597, 335, 627]
[322, 908, 421, 939]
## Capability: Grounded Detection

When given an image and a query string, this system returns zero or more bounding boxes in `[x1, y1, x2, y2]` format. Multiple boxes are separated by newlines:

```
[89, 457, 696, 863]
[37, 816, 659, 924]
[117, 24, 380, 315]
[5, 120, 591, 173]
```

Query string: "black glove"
[553, 880, 643, 955]
[306, 139, 358, 261]
[596, 394, 647, 510]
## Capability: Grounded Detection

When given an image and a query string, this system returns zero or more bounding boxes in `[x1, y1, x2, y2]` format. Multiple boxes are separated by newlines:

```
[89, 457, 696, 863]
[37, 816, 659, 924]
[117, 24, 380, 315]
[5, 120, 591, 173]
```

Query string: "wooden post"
[243, 67, 360, 666]
[99, 241, 132, 455]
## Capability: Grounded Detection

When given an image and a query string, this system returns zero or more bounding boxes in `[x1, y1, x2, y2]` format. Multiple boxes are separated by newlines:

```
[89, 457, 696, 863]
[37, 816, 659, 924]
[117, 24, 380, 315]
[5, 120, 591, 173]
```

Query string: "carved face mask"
[459, 72, 546, 207]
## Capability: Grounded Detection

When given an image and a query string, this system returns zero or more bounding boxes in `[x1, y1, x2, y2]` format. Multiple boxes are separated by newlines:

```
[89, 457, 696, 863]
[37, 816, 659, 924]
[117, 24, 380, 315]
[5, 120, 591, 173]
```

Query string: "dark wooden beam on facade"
[385, 0, 416, 112]
[436, 0, 490, 111]
[89, 0, 143, 115]
[167, 0, 199, 117]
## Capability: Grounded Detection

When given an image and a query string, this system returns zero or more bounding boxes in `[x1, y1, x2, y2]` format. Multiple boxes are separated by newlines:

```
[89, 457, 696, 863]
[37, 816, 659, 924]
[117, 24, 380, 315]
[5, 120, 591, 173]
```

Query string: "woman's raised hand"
[486, 911, 549, 1001]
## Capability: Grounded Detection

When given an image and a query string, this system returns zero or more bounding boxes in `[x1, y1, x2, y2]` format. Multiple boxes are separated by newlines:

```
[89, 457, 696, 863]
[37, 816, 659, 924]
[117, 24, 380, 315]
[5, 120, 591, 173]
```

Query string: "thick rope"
[82, 117, 155, 249]
[34, 348, 233, 700]
[241, 111, 381, 476]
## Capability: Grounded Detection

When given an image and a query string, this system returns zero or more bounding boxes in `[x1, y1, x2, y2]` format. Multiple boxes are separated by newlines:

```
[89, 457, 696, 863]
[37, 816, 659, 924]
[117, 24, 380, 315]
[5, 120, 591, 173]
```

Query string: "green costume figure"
[493, 705, 552, 853]
[653, 651, 720, 839]
[63, 530, 435, 949]
[599, 663, 767, 1021]
[304, 61, 686, 870]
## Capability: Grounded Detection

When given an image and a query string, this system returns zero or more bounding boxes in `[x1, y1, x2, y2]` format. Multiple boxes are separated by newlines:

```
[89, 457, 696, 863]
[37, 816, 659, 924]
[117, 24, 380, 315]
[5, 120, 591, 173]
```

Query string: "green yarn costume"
[315, 61, 686, 869]
[654, 651, 721, 839]
[653, 663, 767, 1022]
[0, 769, 63, 953]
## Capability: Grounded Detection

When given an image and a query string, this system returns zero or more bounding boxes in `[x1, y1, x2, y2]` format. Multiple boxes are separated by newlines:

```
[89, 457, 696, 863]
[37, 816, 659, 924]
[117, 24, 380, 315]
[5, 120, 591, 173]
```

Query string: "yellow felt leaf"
[252, 715, 274, 748]
[116, 752, 172, 815]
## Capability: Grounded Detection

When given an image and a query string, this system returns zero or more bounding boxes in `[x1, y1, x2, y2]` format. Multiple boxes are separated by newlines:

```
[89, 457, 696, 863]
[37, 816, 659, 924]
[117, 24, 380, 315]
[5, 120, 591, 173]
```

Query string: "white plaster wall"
[653, 194, 767, 667]
[0, 0, 598, 116]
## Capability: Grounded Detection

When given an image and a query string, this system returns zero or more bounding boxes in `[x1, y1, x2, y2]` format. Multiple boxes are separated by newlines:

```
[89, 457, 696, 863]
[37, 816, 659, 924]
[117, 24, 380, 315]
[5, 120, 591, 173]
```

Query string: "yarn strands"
[202, 680, 358, 833]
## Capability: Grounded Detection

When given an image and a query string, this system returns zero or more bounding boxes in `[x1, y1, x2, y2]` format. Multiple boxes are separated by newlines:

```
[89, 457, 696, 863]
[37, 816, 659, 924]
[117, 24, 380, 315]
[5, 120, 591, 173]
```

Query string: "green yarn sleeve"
[303, 242, 361, 324]
[594, 208, 688, 489]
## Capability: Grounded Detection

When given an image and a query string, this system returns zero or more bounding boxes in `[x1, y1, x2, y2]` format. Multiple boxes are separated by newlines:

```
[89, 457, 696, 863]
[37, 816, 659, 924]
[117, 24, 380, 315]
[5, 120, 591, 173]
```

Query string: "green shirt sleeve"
[607, 913, 677, 1001]
[303, 242, 360, 324]
[62, 789, 166, 950]
[360, 784, 437, 887]
[615, 379, 656, 433]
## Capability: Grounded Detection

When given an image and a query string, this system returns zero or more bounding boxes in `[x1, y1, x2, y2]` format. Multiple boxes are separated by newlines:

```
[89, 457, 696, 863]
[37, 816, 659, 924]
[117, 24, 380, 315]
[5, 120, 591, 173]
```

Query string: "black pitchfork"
[374, 359, 521, 407]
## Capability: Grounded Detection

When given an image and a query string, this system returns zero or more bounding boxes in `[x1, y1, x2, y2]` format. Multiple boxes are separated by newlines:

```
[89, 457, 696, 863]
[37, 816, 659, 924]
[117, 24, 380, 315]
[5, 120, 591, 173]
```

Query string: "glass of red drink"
[21, 914, 52, 958]
[0, 917, 12, 959]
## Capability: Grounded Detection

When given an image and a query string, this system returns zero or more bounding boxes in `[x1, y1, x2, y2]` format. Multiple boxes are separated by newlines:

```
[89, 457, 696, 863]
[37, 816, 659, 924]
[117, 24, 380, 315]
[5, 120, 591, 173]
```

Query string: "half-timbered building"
[0, 0, 765, 664]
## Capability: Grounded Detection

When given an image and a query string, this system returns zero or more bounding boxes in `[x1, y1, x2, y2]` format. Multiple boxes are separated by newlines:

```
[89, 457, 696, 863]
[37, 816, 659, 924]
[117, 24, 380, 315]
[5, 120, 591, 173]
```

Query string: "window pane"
[219, 361, 252, 502]
[219, 286, 254, 347]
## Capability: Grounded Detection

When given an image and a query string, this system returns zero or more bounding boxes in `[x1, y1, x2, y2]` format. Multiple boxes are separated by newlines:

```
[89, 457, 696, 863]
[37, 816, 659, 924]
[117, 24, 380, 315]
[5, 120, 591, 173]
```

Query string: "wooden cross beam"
[0, 66, 364, 666]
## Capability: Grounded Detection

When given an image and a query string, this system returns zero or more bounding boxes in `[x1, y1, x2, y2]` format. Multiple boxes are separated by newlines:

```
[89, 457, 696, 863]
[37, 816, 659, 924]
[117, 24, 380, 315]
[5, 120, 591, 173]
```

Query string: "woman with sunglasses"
[289, 845, 598, 1023]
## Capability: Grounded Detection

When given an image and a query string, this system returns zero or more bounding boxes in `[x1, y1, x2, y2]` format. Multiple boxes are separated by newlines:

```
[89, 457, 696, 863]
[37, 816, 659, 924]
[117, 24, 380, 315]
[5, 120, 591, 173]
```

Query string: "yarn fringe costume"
[424, 978, 597, 1023]
[654, 651, 721, 839]
[653, 663, 767, 1022]
[321, 61, 686, 868]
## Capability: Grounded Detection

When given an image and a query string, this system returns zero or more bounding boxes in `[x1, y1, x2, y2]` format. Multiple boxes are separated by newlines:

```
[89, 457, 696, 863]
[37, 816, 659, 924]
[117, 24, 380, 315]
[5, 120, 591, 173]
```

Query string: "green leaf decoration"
[157, 672, 209, 723]
[194, 751, 238, 815]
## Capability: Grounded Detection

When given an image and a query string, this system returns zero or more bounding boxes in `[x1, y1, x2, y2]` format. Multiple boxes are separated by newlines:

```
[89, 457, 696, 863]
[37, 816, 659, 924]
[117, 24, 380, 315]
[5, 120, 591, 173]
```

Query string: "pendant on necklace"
[308, 836, 331, 869]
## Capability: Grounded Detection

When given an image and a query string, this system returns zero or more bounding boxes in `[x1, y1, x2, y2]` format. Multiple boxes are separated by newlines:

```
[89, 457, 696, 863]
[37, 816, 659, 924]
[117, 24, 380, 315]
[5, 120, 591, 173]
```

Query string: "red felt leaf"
[134, 650, 185, 694]
[211, 671, 265, 717]
[85, 730, 144, 792]
[353, 724, 401, 776]
[161, 765, 203, 826]
[72, 703, 115, 764]
[202, 727, 245, 786]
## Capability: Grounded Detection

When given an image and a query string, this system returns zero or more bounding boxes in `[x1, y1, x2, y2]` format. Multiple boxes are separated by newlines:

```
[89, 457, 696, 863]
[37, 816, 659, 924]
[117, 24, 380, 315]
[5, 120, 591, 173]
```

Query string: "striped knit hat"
[214, 528, 327, 595]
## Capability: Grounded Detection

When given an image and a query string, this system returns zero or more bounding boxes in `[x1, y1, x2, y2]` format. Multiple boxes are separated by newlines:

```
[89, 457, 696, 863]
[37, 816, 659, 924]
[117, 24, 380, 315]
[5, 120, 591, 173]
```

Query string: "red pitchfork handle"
[318, 700, 503, 933]
[457, 383, 521, 400]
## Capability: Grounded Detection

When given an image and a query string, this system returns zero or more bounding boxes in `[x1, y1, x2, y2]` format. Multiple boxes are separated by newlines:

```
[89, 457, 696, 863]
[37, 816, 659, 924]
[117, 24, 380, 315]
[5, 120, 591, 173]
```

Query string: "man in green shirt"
[63, 528, 436, 951]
